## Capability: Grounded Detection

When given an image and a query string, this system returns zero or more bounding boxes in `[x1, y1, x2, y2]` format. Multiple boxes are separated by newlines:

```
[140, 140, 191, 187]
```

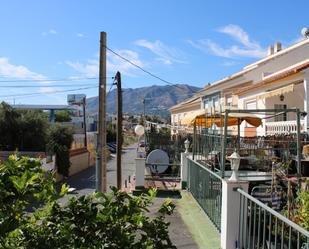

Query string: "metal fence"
[193, 132, 306, 176]
[188, 158, 222, 231]
[237, 188, 309, 249]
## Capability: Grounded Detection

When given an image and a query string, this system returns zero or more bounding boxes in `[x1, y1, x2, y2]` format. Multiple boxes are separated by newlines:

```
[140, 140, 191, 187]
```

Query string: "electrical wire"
[105, 45, 199, 93]
[0, 86, 97, 98]
[0, 83, 113, 88]
[0, 77, 100, 83]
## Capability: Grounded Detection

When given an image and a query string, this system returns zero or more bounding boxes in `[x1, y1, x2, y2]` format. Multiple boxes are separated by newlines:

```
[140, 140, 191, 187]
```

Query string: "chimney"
[268, 45, 274, 56]
[274, 42, 282, 53]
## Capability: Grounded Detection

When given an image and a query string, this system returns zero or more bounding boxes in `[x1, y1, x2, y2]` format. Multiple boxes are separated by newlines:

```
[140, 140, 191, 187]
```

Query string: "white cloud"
[77, 33, 84, 37]
[189, 24, 267, 59]
[66, 49, 144, 77]
[42, 29, 58, 36]
[218, 24, 260, 49]
[135, 39, 185, 64]
[66, 60, 98, 77]
[0, 57, 46, 80]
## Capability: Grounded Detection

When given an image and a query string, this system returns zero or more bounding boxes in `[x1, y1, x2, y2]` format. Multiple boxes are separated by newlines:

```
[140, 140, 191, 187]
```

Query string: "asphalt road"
[60, 143, 138, 197]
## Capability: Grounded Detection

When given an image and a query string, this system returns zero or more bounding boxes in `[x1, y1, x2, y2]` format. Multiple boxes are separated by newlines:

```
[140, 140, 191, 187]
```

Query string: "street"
[62, 143, 138, 197]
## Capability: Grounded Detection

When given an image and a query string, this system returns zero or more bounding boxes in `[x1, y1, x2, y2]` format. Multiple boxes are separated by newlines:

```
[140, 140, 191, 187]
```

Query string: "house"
[169, 95, 202, 134]
[170, 37, 309, 136]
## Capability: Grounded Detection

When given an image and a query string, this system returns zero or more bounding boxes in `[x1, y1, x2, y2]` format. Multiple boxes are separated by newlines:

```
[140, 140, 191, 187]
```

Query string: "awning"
[256, 84, 294, 100]
[189, 112, 262, 127]
[181, 109, 206, 126]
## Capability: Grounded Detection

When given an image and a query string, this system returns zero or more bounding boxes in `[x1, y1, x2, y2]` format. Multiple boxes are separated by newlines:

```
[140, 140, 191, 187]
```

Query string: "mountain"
[86, 84, 201, 117]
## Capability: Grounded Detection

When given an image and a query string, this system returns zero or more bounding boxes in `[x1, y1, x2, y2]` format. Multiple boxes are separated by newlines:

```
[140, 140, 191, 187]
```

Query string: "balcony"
[265, 120, 305, 135]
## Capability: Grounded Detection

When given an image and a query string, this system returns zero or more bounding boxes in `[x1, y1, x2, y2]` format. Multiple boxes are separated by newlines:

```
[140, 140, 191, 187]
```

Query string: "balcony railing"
[265, 120, 305, 135]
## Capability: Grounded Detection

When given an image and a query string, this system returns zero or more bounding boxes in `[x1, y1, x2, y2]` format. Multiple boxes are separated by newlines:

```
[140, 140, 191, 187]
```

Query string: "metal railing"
[237, 188, 309, 249]
[265, 120, 305, 135]
[188, 158, 222, 231]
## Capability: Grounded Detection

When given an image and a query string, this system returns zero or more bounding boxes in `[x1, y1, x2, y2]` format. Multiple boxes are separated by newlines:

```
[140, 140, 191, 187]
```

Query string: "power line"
[0, 86, 97, 98]
[0, 83, 113, 88]
[105, 46, 198, 92]
[0, 77, 101, 83]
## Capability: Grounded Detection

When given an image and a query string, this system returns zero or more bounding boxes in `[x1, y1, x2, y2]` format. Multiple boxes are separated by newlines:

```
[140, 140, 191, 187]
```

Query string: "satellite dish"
[301, 27, 309, 37]
[146, 149, 169, 173]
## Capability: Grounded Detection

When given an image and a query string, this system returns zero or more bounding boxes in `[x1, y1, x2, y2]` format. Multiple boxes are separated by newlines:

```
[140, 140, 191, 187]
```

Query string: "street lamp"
[227, 151, 241, 181]
[184, 139, 190, 153]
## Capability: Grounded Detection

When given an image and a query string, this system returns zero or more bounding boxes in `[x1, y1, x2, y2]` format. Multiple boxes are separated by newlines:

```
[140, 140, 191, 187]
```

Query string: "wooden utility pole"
[83, 97, 87, 148]
[115, 71, 123, 189]
[96, 31, 107, 192]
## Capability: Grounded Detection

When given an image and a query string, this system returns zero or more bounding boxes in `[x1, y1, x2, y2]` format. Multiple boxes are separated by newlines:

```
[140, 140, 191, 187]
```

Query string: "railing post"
[135, 158, 146, 188]
[181, 152, 191, 189]
[221, 110, 229, 178]
[220, 179, 249, 249]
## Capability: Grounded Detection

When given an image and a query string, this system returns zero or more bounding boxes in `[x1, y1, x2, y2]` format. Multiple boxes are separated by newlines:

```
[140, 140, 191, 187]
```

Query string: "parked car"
[139, 141, 145, 147]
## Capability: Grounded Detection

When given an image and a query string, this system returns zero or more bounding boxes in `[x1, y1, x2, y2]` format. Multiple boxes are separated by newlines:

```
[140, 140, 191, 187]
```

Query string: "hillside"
[86, 84, 200, 117]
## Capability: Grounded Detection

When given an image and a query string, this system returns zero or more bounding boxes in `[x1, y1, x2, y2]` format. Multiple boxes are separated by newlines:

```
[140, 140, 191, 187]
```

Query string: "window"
[203, 93, 221, 109]
[246, 100, 256, 110]
[274, 104, 287, 122]
[226, 95, 233, 106]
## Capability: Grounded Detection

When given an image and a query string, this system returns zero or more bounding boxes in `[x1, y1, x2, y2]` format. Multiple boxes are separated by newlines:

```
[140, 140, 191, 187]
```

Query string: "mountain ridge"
[86, 84, 200, 117]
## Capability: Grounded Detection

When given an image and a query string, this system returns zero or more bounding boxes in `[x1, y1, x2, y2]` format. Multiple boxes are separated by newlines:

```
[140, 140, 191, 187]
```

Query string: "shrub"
[47, 125, 74, 177]
[0, 155, 64, 239]
[0, 156, 176, 249]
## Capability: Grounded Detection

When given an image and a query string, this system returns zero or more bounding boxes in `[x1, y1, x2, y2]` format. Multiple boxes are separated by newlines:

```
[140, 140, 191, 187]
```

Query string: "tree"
[107, 123, 116, 143]
[0, 102, 48, 151]
[55, 110, 72, 122]
[47, 125, 74, 177]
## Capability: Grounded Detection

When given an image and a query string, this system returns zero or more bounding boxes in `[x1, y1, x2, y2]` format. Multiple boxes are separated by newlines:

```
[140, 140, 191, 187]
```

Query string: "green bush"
[55, 110, 72, 122]
[0, 155, 64, 239]
[0, 157, 176, 249]
[47, 125, 74, 177]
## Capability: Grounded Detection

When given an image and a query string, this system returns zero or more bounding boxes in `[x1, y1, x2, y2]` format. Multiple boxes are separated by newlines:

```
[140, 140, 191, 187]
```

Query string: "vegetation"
[55, 110, 72, 122]
[0, 102, 48, 151]
[107, 123, 117, 143]
[0, 156, 176, 249]
[47, 125, 74, 177]
[0, 155, 65, 240]
[290, 185, 309, 230]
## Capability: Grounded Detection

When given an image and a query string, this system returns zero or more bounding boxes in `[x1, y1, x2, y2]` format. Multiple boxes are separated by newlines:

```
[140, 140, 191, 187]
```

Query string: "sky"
[0, 0, 308, 105]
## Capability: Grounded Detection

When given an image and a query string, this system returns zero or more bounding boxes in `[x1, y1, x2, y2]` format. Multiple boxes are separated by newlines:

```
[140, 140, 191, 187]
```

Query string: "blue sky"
[0, 0, 308, 105]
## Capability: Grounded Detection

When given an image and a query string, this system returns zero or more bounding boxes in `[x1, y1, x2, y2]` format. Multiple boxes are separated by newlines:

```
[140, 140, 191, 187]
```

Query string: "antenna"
[301, 27, 309, 37]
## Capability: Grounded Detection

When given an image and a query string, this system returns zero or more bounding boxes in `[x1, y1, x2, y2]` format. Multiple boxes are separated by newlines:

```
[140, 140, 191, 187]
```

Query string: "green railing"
[188, 158, 222, 231]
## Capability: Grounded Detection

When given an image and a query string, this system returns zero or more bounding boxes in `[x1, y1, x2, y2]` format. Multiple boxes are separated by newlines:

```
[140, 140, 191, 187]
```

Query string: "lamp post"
[227, 151, 241, 181]
[184, 139, 190, 153]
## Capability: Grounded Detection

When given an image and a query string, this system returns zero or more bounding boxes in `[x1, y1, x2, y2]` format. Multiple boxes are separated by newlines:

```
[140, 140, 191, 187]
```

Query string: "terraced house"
[170, 38, 309, 136]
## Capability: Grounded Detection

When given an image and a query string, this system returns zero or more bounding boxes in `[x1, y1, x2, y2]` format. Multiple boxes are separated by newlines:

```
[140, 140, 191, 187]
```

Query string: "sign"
[67, 94, 86, 105]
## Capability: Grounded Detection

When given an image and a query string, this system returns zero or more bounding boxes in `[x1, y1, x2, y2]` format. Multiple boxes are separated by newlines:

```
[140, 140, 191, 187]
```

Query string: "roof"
[235, 59, 309, 95]
[169, 96, 200, 111]
[201, 38, 309, 94]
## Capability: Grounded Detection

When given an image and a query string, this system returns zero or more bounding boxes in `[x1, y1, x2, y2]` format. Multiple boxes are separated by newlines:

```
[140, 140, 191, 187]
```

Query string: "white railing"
[265, 120, 305, 135]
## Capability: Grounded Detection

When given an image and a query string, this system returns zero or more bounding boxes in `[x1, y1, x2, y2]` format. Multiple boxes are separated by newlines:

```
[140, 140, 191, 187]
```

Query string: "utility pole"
[115, 71, 123, 189]
[83, 97, 87, 148]
[96, 31, 107, 192]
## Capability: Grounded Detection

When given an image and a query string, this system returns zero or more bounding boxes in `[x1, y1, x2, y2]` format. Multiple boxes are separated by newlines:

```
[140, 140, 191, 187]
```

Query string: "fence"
[188, 158, 222, 231]
[193, 132, 306, 176]
[237, 188, 309, 249]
